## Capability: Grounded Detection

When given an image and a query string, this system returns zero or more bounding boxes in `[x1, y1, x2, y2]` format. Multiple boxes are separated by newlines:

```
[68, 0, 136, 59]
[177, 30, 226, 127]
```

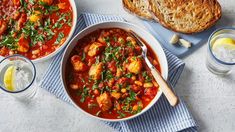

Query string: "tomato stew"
[66, 28, 161, 119]
[0, 0, 73, 59]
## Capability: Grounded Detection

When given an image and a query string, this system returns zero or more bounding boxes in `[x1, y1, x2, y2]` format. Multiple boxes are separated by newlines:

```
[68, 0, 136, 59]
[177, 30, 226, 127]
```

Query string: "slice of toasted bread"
[148, 0, 222, 33]
[122, 0, 153, 20]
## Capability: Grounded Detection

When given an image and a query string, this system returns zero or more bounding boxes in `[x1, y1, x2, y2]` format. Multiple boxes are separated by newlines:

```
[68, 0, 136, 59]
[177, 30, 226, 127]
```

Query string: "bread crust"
[148, 0, 222, 34]
[122, 0, 154, 21]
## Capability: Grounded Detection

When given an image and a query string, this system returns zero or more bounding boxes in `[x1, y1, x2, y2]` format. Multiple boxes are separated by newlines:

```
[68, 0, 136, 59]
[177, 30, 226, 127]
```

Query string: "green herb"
[117, 111, 126, 118]
[53, 13, 71, 29]
[105, 86, 111, 92]
[55, 32, 64, 45]
[92, 83, 98, 90]
[101, 71, 105, 81]
[105, 70, 113, 80]
[142, 71, 147, 77]
[82, 52, 86, 61]
[0, 36, 18, 50]
[81, 78, 85, 83]
[104, 37, 110, 43]
[39, 1, 59, 14]
[125, 73, 132, 78]
[95, 56, 100, 64]
[80, 86, 89, 103]
[142, 71, 152, 82]
[129, 91, 137, 101]
[113, 36, 117, 42]
[117, 84, 123, 89]
[145, 76, 152, 82]
[29, 0, 35, 4]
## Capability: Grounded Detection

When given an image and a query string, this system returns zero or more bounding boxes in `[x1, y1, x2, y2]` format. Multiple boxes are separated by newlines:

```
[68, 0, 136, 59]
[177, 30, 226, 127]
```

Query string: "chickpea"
[70, 84, 79, 90]
[132, 105, 139, 111]
[143, 82, 153, 88]
[131, 75, 136, 81]
[121, 88, 127, 93]
[9, 50, 14, 55]
[32, 49, 40, 55]
[134, 81, 143, 86]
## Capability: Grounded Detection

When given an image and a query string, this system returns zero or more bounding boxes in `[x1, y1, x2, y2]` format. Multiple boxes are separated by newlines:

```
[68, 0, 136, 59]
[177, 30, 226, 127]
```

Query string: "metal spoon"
[128, 30, 179, 106]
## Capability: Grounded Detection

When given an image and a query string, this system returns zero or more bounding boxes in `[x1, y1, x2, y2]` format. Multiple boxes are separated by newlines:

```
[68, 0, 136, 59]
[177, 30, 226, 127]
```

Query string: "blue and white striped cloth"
[39, 13, 198, 132]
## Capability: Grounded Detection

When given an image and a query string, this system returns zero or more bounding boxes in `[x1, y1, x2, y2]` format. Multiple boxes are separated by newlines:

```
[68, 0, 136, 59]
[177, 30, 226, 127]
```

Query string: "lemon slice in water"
[212, 38, 235, 52]
[3, 66, 16, 91]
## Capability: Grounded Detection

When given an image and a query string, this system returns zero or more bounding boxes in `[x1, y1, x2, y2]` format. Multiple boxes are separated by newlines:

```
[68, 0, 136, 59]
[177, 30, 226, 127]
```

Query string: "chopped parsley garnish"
[55, 32, 64, 45]
[80, 86, 89, 103]
[117, 111, 126, 118]
[125, 73, 132, 78]
[82, 52, 86, 61]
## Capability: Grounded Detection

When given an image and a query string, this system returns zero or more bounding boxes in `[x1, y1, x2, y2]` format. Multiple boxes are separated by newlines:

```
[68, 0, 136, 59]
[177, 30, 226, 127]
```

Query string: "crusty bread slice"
[148, 0, 222, 33]
[122, 0, 153, 20]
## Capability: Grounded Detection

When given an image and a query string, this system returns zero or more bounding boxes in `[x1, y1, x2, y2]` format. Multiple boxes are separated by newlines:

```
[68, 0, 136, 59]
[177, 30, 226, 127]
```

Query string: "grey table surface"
[0, 0, 235, 132]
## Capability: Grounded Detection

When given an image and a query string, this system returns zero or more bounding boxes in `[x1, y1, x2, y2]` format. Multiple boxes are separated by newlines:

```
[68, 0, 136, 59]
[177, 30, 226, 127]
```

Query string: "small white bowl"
[33, 0, 77, 63]
[61, 21, 168, 122]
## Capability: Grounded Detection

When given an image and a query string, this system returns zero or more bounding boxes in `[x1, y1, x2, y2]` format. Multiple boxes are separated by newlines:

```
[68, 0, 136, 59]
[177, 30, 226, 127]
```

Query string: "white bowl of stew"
[0, 0, 77, 63]
[61, 22, 168, 122]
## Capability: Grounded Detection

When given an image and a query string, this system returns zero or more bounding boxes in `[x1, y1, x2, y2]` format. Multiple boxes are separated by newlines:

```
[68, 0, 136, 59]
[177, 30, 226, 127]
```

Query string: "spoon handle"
[150, 68, 179, 106]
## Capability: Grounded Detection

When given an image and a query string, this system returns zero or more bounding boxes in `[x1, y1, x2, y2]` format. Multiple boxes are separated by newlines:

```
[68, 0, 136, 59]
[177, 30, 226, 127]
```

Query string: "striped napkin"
[39, 13, 198, 132]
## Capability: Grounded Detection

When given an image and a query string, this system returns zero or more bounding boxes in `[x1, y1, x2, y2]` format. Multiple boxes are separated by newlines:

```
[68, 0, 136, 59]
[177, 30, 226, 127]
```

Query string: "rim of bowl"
[32, 0, 77, 63]
[208, 27, 235, 65]
[61, 21, 168, 122]
[0, 54, 36, 94]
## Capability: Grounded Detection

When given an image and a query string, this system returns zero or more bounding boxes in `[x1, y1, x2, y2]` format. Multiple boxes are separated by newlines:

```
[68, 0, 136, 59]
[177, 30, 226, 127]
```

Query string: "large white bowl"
[61, 21, 168, 122]
[33, 0, 77, 63]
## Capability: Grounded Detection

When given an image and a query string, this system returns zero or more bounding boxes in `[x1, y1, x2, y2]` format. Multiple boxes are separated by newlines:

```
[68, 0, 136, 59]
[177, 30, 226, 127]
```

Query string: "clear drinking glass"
[0, 55, 37, 100]
[206, 27, 235, 75]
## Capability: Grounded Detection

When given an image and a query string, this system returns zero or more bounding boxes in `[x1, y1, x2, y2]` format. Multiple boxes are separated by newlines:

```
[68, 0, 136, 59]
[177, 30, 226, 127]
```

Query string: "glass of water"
[0, 55, 37, 100]
[206, 27, 235, 75]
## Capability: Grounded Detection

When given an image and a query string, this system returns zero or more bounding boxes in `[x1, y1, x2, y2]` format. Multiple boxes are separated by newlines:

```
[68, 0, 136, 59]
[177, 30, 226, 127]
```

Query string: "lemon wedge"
[212, 38, 235, 52]
[3, 66, 16, 91]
